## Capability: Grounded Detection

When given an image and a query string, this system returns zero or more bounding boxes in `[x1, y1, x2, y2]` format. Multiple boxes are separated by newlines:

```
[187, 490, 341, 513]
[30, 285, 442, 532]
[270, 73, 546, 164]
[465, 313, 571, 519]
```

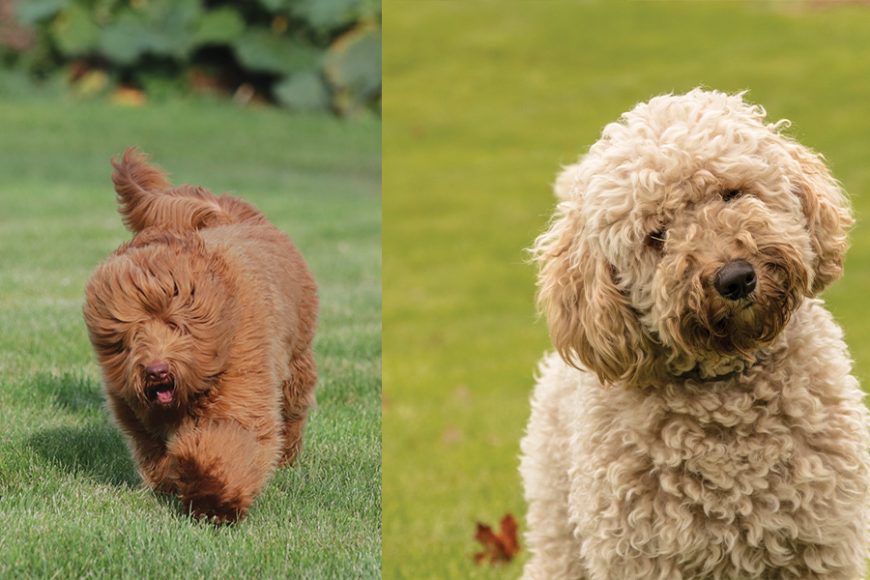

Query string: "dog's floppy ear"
[533, 168, 657, 386]
[786, 141, 853, 294]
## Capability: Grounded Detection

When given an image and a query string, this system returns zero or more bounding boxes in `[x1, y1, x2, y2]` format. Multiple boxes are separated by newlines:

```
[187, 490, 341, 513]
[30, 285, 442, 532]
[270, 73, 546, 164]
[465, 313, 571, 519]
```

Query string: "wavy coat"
[521, 90, 869, 579]
[84, 149, 317, 522]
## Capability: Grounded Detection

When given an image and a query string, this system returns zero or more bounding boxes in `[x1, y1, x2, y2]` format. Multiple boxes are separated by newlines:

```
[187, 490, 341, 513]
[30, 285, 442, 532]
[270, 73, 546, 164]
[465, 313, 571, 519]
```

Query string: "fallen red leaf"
[473, 513, 520, 564]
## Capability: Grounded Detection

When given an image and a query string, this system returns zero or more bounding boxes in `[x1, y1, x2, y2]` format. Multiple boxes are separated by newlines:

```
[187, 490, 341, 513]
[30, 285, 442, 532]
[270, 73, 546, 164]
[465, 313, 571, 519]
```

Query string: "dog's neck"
[662, 326, 795, 385]
[675, 359, 758, 383]
[669, 331, 792, 385]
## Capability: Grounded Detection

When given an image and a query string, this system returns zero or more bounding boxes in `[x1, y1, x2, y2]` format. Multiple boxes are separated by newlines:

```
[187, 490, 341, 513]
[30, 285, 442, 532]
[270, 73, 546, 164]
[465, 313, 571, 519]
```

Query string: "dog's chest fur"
[562, 300, 869, 577]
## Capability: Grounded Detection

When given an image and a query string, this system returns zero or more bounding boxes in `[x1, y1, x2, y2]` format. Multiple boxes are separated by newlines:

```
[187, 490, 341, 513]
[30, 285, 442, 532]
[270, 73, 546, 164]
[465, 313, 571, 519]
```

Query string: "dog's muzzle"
[143, 360, 176, 405]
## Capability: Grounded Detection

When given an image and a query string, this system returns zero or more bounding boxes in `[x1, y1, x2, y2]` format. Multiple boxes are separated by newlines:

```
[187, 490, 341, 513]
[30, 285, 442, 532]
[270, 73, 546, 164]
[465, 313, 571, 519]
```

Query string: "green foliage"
[326, 24, 380, 116]
[292, 0, 373, 32]
[7, 0, 380, 115]
[274, 70, 330, 111]
[97, 12, 154, 65]
[14, 0, 68, 25]
[193, 8, 245, 46]
[49, 2, 99, 56]
[232, 29, 321, 75]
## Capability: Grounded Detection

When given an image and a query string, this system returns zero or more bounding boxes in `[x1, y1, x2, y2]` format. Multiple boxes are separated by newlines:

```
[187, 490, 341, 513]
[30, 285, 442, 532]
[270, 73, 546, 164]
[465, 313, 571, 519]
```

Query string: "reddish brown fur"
[84, 148, 317, 522]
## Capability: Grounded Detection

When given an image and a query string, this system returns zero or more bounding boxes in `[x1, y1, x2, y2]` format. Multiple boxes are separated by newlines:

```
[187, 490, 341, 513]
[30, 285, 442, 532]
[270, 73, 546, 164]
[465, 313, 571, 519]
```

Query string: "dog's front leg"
[167, 419, 278, 523]
[520, 376, 588, 580]
[106, 394, 174, 491]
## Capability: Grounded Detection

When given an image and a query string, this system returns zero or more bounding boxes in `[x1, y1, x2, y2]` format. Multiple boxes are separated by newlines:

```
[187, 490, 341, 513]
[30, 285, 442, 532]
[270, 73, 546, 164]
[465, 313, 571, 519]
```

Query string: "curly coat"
[84, 149, 317, 522]
[520, 90, 870, 579]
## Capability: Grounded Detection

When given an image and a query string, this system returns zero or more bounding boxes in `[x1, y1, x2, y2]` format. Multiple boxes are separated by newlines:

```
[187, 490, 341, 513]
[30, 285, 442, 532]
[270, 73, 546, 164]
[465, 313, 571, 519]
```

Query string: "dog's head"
[534, 89, 851, 385]
[84, 231, 237, 410]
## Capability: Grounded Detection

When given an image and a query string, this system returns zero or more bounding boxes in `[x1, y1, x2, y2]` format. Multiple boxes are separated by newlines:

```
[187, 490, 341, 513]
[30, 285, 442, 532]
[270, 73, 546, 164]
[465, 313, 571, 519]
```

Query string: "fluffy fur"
[84, 148, 317, 522]
[520, 89, 870, 579]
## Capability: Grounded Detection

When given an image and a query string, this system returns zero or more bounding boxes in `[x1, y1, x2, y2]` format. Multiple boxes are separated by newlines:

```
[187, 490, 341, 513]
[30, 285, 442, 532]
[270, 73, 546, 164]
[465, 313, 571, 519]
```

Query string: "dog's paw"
[173, 457, 252, 524]
[182, 489, 247, 524]
[166, 420, 270, 523]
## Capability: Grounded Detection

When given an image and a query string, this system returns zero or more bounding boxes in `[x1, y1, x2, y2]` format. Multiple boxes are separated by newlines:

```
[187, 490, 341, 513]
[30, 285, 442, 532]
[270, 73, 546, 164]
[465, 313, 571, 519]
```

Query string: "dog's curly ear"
[786, 141, 853, 294]
[533, 171, 657, 386]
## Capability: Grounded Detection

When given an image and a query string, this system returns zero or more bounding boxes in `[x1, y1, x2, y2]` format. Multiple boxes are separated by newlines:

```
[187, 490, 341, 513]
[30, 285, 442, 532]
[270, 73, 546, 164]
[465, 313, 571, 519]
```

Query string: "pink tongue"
[156, 390, 173, 404]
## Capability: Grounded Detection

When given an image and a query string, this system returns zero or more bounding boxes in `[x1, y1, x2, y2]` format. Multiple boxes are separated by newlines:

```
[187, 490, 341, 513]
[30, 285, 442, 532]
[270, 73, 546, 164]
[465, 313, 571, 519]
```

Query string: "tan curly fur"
[520, 90, 869, 579]
[84, 148, 317, 523]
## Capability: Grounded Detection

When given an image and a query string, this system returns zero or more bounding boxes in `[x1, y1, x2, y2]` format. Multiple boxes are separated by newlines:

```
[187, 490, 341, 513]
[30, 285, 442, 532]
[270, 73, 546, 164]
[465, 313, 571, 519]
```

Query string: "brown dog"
[83, 149, 317, 522]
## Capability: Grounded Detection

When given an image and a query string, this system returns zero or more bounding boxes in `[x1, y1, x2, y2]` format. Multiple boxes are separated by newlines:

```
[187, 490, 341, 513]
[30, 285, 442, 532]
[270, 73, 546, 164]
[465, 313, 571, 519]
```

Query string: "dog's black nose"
[714, 260, 757, 300]
[145, 361, 170, 383]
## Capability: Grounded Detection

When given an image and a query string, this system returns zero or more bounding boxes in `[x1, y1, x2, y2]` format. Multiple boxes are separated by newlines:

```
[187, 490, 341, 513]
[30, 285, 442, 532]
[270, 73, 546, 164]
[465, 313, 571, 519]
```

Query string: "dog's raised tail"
[111, 147, 265, 233]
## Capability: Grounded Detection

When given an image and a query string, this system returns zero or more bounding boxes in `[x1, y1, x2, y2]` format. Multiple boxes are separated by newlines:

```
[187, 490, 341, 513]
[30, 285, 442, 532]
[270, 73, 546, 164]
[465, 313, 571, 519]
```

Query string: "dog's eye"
[105, 340, 125, 355]
[722, 189, 742, 202]
[645, 229, 666, 251]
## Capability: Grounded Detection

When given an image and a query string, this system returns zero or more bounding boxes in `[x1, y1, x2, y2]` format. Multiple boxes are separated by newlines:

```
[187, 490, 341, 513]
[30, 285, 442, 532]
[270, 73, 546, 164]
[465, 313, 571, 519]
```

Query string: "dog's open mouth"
[145, 380, 176, 405]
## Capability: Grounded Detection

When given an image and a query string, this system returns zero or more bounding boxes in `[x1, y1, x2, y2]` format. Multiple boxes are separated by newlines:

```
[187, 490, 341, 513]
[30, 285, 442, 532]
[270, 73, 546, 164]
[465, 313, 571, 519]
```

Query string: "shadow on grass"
[27, 422, 139, 487]
[23, 371, 104, 414]
[20, 371, 138, 486]
[27, 425, 221, 522]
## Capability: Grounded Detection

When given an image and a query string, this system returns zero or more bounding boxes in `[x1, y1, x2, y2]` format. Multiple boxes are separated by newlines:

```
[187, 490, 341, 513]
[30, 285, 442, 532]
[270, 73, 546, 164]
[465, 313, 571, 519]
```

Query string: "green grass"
[0, 98, 381, 577]
[382, 2, 870, 578]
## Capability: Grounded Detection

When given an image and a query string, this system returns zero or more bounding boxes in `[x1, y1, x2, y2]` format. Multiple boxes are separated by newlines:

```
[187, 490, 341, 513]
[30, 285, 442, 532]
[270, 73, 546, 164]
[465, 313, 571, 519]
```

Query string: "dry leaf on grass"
[473, 513, 520, 564]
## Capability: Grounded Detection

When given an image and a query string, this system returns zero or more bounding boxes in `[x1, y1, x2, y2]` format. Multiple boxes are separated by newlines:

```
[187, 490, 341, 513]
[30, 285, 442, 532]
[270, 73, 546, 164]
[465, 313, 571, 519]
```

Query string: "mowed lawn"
[0, 99, 381, 576]
[382, 2, 870, 578]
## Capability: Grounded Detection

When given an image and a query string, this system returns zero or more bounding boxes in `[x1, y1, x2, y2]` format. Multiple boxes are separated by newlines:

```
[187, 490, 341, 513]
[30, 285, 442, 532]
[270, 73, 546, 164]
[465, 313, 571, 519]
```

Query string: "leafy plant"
[6, 0, 380, 115]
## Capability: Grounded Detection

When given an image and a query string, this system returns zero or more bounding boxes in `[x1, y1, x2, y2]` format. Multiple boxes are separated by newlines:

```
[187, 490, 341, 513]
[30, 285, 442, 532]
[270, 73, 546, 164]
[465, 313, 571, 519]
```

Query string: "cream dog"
[521, 89, 870, 579]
